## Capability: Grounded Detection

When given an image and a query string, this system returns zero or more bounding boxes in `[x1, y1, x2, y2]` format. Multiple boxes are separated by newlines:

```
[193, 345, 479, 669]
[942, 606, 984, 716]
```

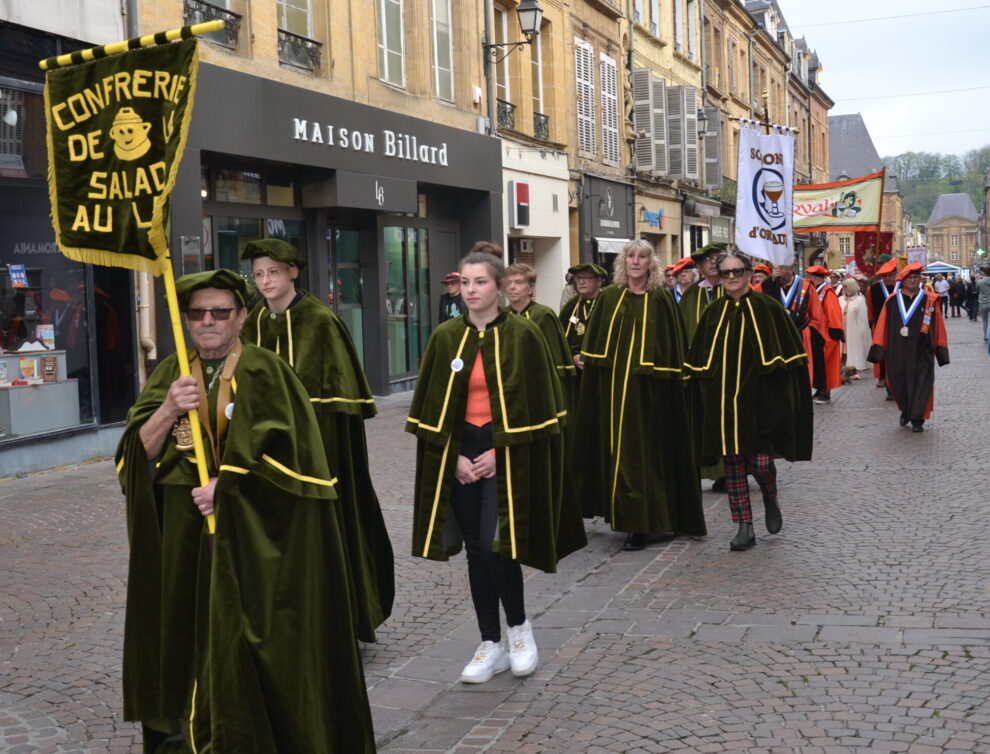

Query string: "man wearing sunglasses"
[115, 269, 374, 752]
[685, 252, 813, 551]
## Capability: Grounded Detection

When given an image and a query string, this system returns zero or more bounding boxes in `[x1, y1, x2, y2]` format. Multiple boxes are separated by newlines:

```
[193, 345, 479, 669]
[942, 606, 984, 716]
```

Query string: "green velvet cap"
[175, 269, 250, 311]
[876, 253, 893, 264]
[690, 242, 726, 261]
[567, 262, 608, 278]
[240, 238, 306, 271]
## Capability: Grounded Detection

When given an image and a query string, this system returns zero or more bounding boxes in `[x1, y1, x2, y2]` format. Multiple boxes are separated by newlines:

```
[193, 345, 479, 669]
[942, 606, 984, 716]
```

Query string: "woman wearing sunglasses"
[571, 239, 706, 551]
[240, 238, 395, 644]
[684, 251, 813, 551]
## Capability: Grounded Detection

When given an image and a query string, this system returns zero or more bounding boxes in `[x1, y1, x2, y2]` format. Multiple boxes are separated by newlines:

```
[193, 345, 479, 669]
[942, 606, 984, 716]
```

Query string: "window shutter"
[600, 53, 619, 164]
[666, 85, 698, 181]
[651, 76, 668, 177]
[574, 38, 596, 156]
[631, 68, 654, 172]
[703, 105, 722, 189]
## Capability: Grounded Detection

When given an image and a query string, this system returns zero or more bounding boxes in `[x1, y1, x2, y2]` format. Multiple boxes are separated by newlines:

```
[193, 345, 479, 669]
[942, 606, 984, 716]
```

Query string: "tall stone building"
[926, 193, 979, 268]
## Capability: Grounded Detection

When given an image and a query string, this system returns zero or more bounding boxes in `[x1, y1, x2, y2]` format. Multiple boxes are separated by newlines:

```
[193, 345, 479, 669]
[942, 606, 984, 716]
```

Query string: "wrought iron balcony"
[710, 176, 737, 206]
[496, 99, 516, 131]
[278, 28, 322, 71]
[183, 0, 241, 48]
[534, 112, 550, 141]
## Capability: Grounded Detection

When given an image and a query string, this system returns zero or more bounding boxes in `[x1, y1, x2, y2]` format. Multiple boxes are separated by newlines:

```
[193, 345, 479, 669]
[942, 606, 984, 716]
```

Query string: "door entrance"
[328, 227, 366, 365]
[383, 225, 430, 379]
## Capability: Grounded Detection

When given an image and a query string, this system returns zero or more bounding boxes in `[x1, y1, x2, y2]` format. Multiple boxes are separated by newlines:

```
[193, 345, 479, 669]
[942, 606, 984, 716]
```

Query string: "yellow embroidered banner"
[44, 37, 199, 275]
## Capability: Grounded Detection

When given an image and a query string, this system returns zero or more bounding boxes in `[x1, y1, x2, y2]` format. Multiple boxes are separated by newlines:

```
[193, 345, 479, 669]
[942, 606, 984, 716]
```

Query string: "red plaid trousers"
[723, 454, 778, 523]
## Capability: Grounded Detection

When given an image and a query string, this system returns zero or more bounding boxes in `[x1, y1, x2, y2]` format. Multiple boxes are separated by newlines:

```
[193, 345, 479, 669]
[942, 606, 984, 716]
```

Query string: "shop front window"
[329, 228, 365, 364]
[215, 169, 262, 204]
[0, 242, 95, 441]
[212, 216, 263, 280]
[0, 86, 46, 180]
[384, 225, 430, 378]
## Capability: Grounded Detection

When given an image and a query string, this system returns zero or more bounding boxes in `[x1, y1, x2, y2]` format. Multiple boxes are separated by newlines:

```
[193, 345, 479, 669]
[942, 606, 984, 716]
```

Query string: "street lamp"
[482, 0, 543, 135]
[484, 0, 544, 63]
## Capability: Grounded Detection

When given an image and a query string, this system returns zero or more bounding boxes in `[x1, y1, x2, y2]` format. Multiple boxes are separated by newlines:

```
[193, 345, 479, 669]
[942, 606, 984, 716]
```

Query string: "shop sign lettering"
[292, 118, 449, 167]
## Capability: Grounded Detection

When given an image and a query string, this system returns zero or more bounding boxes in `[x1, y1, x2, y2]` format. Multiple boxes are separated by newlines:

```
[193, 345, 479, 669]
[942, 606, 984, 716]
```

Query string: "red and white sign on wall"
[509, 180, 530, 229]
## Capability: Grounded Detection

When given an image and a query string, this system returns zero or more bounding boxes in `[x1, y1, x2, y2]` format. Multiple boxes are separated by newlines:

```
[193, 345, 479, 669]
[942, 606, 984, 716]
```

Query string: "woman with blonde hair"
[839, 277, 871, 376]
[572, 240, 706, 550]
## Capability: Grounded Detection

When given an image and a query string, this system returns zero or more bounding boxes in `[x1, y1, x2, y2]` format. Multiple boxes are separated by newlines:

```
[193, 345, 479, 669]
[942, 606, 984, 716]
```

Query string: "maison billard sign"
[292, 117, 450, 167]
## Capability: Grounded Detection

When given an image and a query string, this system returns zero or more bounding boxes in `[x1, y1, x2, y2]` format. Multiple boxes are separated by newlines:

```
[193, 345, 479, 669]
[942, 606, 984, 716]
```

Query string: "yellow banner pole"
[160, 252, 216, 534]
[39, 20, 224, 70]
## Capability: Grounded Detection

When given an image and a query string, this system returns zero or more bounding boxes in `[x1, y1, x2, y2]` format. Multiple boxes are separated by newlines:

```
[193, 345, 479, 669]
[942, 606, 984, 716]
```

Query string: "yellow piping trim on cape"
[286, 308, 294, 367]
[407, 327, 471, 431]
[188, 679, 199, 754]
[493, 327, 561, 433]
[720, 325, 729, 456]
[254, 307, 264, 346]
[261, 454, 336, 487]
[637, 293, 683, 373]
[684, 302, 730, 372]
[744, 298, 806, 366]
[311, 396, 376, 405]
[581, 289, 627, 359]
[505, 445, 518, 558]
[610, 329, 636, 521]
[609, 325, 619, 452]
[422, 436, 452, 557]
[733, 316, 745, 453]
[116, 458, 124, 473]
[219, 464, 249, 475]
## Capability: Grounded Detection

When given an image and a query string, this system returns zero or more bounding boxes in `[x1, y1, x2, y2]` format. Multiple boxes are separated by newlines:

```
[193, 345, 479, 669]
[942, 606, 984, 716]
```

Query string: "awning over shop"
[596, 238, 630, 254]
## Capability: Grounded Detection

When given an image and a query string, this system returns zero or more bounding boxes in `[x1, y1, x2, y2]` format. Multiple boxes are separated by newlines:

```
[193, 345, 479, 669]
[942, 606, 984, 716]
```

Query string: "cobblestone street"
[2, 314, 988, 753]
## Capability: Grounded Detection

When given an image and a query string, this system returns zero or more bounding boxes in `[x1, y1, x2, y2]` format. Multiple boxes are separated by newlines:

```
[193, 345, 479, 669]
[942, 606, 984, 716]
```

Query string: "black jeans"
[451, 422, 526, 643]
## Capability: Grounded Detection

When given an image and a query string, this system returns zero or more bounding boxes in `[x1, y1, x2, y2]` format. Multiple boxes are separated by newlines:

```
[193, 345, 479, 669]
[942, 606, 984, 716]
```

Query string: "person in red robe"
[865, 255, 898, 394]
[868, 263, 949, 432]
[760, 264, 824, 378]
[805, 265, 845, 404]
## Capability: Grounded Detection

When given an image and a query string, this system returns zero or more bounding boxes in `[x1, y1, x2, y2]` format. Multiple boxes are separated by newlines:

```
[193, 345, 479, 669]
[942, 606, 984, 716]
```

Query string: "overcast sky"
[783, 1, 989, 159]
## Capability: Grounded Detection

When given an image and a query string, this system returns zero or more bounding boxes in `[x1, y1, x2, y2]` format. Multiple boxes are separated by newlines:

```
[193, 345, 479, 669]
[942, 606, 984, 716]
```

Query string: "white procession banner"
[734, 123, 795, 266]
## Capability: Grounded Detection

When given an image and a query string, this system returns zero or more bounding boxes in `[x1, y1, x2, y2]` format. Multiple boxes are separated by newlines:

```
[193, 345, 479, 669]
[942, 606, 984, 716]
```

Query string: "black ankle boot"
[730, 523, 756, 551]
[911, 420, 924, 433]
[764, 499, 782, 534]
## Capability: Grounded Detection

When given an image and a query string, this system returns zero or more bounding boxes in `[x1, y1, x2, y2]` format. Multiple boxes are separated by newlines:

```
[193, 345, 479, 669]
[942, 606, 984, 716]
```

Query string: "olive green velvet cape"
[558, 294, 599, 356]
[242, 292, 394, 643]
[684, 290, 813, 465]
[677, 281, 723, 343]
[677, 281, 725, 481]
[116, 344, 374, 752]
[406, 310, 586, 573]
[515, 301, 586, 542]
[572, 285, 706, 536]
[518, 301, 578, 414]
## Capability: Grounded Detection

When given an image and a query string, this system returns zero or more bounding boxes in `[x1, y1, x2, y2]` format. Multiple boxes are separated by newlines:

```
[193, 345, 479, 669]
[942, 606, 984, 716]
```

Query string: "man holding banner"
[117, 270, 374, 751]
[43, 26, 375, 752]
[805, 265, 845, 405]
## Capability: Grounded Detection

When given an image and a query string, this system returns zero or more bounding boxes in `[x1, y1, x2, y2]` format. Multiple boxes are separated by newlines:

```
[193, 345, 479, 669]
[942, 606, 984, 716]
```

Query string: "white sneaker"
[460, 640, 510, 684]
[506, 620, 539, 677]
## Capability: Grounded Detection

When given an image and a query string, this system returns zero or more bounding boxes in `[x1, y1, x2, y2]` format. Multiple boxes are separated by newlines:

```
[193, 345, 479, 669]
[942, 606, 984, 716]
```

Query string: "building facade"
[926, 193, 979, 268]
[0, 6, 139, 475]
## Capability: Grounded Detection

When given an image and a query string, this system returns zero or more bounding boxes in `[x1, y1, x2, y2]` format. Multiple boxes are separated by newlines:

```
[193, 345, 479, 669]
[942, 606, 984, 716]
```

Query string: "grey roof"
[927, 193, 979, 224]
[828, 114, 887, 183]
